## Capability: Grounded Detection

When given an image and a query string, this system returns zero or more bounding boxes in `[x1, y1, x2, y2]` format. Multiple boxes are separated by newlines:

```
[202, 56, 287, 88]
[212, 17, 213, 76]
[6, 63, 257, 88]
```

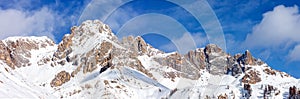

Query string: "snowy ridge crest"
[0, 20, 299, 98]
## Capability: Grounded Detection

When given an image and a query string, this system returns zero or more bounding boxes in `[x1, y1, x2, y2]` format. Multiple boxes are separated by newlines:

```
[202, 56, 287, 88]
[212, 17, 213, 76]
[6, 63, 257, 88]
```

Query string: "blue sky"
[0, 0, 300, 78]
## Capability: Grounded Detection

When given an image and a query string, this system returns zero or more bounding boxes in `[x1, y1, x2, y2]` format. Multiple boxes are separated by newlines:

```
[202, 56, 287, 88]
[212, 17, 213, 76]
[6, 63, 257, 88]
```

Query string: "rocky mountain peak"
[136, 36, 148, 53]
[55, 20, 117, 55]
[73, 20, 114, 37]
[234, 50, 264, 66]
[51, 20, 119, 75]
[202, 44, 228, 75]
[204, 44, 223, 54]
[244, 50, 255, 65]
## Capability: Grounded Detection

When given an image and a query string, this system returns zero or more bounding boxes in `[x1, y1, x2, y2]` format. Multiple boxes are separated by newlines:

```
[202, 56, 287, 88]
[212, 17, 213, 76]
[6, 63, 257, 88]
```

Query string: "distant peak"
[204, 44, 223, 54]
[71, 20, 115, 38]
[244, 50, 252, 57]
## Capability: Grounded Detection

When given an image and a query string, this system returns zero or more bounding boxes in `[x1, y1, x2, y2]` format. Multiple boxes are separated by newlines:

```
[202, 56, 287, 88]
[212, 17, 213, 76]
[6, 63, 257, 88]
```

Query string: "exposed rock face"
[204, 44, 223, 54]
[218, 94, 228, 99]
[242, 70, 261, 84]
[237, 50, 256, 66]
[244, 50, 255, 65]
[50, 71, 71, 87]
[0, 37, 54, 69]
[121, 36, 153, 56]
[154, 52, 200, 80]
[184, 49, 206, 70]
[228, 60, 243, 76]
[136, 36, 148, 53]
[184, 44, 231, 75]
[263, 67, 291, 77]
[71, 64, 82, 77]
[81, 41, 113, 74]
[0, 41, 14, 68]
[53, 33, 74, 60]
[204, 44, 228, 75]
[184, 44, 264, 76]
[98, 42, 113, 58]
[263, 68, 276, 75]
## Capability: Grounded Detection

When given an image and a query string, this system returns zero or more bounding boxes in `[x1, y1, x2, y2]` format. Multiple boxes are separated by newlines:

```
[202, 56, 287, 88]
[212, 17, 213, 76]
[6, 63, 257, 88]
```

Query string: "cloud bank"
[244, 5, 300, 62]
[0, 7, 60, 40]
[0, 0, 86, 42]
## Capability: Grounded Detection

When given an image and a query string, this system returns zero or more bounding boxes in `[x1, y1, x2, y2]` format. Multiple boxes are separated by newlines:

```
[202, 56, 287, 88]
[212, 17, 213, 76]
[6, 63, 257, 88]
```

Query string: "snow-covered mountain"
[0, 20, 299, 99]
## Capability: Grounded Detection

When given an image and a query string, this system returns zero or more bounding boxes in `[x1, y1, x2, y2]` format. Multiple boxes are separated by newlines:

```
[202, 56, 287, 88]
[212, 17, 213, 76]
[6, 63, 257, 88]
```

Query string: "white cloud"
[0, 7, 61, 40]
[244, 5, 300, 62]
[244, 5, 300, 48]
[288, 45, 300, 62]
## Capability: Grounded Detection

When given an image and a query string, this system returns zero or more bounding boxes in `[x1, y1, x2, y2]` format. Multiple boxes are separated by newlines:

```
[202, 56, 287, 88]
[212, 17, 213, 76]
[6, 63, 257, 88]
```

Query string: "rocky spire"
[244, 50, 255, 65]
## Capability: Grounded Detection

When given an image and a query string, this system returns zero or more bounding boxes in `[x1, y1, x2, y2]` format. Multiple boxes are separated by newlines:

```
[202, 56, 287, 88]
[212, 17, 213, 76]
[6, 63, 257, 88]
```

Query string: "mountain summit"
[0, 20, 299, 98]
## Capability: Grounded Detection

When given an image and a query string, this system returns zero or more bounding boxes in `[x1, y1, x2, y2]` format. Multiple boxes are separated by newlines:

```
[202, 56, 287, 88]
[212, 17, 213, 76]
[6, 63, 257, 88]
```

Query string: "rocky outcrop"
[184, 49, 206, 70]
[237, 50, 255, 65]
[204, 44, 223, 54]
[71, 64, 82, 77]
[244, 50, 255, 65]
[263, 68, 276, 75]
[80, 41, 113, 74]
[183, 44, 266, 76]
[217, 94, 228, 99]
[204, 44, 228, 75]
[136, 36, 148, 53]
[53, 33, 74, 60]
[121, 36, 151, 55]
[242, 70, 261, 84]
[154, 52, 200, 80]
[0, 37, 54, 69]
[0, 41, 14, 68]
[184, 44, 233, 75]
[50, 71, 71, 87]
